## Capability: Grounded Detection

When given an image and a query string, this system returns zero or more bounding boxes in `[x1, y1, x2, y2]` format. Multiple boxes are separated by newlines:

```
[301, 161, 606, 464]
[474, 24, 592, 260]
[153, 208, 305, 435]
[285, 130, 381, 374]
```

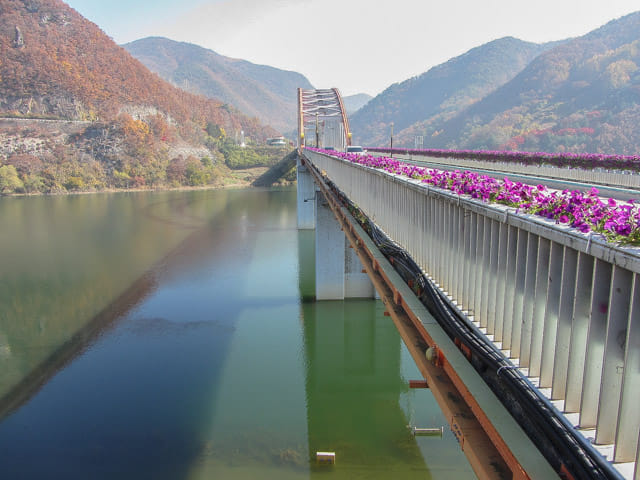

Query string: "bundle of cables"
[336, 184, 622, 480]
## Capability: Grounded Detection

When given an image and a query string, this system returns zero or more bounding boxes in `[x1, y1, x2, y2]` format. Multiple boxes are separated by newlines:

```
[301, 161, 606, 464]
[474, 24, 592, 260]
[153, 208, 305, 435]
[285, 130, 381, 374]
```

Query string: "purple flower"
[307, 147, 640, 245]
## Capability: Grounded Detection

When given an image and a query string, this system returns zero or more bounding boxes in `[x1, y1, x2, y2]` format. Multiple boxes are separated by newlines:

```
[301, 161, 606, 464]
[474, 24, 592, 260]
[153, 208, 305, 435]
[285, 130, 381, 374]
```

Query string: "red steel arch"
[298, 88, 352, 151]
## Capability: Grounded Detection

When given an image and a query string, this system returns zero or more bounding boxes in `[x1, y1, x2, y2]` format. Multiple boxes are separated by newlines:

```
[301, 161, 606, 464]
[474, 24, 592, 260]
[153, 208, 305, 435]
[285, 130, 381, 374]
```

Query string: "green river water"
[0, 188, 474, 479]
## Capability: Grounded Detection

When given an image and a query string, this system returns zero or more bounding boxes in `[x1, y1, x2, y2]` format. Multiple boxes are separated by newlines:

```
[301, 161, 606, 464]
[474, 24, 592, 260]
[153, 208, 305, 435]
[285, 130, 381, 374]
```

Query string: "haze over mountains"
[124, 37, 373, 132]
[124, 37, 314, 133]
[342, 94, 373, 114]
[351, 11, 640, 154]
[349, 37, 560, 147]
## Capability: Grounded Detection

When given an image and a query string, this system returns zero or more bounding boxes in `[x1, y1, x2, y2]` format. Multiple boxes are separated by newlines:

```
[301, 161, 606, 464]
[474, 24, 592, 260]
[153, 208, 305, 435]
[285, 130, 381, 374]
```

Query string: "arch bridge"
[298, 88, 351, 150]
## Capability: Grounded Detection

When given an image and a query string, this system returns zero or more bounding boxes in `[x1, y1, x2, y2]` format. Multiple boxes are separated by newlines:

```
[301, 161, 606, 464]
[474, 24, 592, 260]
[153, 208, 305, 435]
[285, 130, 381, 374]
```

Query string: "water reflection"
[0, 188, 472, 479]
[301, 300, 431, 479]
[0, 189, 294, 479]
[0, 190, 232, 416]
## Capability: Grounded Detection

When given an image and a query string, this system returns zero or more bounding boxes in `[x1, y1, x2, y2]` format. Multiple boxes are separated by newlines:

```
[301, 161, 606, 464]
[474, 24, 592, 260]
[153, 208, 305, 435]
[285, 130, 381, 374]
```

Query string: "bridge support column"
[315, 191, 374, 300]
[297, 157, 316, 229]
[346, 241, 376, 298]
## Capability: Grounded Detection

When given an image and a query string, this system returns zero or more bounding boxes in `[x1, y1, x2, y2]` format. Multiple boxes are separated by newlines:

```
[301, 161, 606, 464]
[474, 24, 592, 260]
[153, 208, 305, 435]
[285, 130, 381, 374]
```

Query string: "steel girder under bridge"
[297, 88, 351, 151]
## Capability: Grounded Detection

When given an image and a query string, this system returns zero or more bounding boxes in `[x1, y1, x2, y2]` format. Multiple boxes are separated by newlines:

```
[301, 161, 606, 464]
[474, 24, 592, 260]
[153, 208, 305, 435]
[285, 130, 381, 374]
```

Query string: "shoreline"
[0, 169, 294, 198]
[0, 163, 294, 200]
[0, 182, 249, 198]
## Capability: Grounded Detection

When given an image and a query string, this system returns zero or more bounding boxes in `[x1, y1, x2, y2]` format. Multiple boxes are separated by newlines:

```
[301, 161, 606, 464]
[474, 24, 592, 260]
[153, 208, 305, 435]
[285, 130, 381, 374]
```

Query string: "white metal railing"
[380, 152, 640, 190]
[305, 149, 640, 477]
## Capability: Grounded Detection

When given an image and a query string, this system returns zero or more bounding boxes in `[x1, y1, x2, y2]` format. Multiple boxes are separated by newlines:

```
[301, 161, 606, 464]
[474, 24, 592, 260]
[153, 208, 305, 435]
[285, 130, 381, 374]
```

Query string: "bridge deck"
[303, 148, 640, 480]
[304, 155, 559, 479]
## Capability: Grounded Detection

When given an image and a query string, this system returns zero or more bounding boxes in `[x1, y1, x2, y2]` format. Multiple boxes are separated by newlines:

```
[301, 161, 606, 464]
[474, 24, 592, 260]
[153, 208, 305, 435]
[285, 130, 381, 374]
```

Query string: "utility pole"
[315, 113, 320, 148]
[390, 122, 394, 158]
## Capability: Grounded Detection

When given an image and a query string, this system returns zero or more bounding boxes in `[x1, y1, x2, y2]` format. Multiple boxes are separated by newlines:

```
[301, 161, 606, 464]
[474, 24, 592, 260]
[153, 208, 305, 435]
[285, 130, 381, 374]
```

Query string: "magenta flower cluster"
[308, 148, 640, 245]
[367, 147, 640, 172]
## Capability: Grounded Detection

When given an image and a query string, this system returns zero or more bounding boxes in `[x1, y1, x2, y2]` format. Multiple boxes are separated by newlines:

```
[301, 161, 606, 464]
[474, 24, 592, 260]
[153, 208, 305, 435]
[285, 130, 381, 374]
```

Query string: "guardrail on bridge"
[368, 147, 640, 190]
[304, 148, 640, 476]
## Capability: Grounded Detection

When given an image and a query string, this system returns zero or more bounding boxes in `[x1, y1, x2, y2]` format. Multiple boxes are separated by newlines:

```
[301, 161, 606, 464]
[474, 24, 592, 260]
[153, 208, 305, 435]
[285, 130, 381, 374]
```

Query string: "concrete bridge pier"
[297, 156, 374, 300]
[296, 157, 316, 229]
[315, 191, 375, 300]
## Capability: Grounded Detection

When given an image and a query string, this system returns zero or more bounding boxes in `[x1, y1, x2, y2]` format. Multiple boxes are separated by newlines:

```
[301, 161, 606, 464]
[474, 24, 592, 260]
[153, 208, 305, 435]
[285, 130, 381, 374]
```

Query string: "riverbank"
[0, 165, 294, 197]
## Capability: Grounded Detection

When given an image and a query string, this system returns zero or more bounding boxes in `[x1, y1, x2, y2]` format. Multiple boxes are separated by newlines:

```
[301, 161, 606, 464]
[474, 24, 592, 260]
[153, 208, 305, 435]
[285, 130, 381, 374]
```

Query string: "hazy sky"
[66, 0, 640, 96]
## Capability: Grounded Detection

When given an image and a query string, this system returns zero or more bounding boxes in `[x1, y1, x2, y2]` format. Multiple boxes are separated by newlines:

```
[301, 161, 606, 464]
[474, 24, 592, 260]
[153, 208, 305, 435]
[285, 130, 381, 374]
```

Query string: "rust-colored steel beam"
[297, 87, 304, 151]
[333, 87, 351, 146]
[297, 88, 350, 150]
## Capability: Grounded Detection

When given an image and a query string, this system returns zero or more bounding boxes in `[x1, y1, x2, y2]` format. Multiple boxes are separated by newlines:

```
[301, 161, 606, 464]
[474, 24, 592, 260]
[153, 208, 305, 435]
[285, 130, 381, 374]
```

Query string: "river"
[0, 188, 474, 479]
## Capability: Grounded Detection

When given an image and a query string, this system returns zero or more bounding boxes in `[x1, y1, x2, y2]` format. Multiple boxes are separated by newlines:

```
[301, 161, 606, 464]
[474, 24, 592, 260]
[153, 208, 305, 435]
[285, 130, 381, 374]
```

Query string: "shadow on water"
[301, 300, 432, 479]
[0, 188, 301, 479]
[0, 190, 236, 420]
[0, 188, 463, 479]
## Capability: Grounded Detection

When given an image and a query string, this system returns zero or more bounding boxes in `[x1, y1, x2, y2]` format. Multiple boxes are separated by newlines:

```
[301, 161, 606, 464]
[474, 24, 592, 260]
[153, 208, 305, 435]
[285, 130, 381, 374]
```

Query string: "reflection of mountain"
[301, 299, 431, 478]
[0, 189, 302, 479]
[0, 190, 240, 420]
[0, 267, 157, 420]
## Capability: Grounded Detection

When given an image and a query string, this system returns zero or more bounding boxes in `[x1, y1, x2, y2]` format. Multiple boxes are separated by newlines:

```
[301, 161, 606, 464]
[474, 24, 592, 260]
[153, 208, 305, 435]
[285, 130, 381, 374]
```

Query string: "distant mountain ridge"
[421, 11, 640, 153]
[351, 11, 640, 154]
[0, 0, 267, 139]
[343, 93, 372, 114]
[350, 37, 560, 146]
[124, 37, 314, 132]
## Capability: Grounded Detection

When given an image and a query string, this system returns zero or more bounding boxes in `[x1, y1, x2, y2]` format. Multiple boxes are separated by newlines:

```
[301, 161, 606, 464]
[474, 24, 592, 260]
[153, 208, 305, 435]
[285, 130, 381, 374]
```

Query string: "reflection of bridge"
[297, 88, 639, 479]
[300, 298, 436, 478]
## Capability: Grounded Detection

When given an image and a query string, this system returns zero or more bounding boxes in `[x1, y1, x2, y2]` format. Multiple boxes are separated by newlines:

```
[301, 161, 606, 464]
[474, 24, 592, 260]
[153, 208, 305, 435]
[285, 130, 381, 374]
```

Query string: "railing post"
[502, 225, 520, 350]
[595, 265, 632, 444]
[509, 230, 529, 357]
[486, 219, 500, 335]
[551, 247, 578, 399]
[539, 242, 565, 388]
[529, 237, 551, 377]
[616, 274, 640, 461]
[579, 259, 612, 428]
[565, 252, 595, 412]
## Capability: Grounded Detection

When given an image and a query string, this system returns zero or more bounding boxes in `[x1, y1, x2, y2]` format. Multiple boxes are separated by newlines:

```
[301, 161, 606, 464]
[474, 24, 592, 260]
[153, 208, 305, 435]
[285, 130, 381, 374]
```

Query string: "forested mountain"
[349, 37, 559, 146]
[0, 0, 268, 134]
[418, 11, 640, 154]
[343, 93, 372, 114]
[124, 37, 313, 133]
[0, 0, 279, 194]
[355, 11, 640, 155]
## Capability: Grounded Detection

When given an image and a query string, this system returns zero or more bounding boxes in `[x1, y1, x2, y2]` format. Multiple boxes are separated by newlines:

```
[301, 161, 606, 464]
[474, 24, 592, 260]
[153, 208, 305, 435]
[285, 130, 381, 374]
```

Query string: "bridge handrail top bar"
[304, 149, 640, 274]
[368, 147, 640, 170]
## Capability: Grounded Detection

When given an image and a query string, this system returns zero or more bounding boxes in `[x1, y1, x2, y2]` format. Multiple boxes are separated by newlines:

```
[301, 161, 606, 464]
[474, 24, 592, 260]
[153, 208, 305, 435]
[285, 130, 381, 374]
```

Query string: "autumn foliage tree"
[0, 0, 280, 194]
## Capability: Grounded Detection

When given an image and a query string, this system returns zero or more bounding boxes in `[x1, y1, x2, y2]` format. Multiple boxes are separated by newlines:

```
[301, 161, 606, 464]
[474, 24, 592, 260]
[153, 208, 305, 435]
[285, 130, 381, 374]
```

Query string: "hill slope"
[0, 0, 268, 138]
[0, 0, 278, 194]
[343, 93, 372, 114]
[421, 11, 640, 154]
[349, 37, 559, 146]
[124, 37, 313, 133]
